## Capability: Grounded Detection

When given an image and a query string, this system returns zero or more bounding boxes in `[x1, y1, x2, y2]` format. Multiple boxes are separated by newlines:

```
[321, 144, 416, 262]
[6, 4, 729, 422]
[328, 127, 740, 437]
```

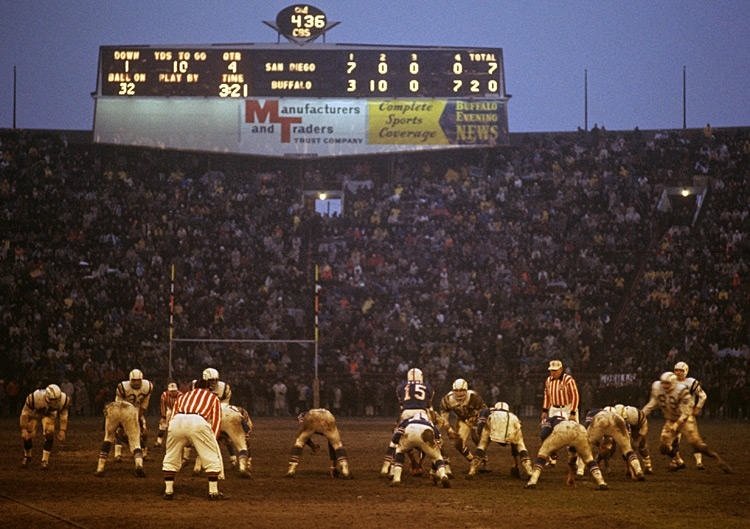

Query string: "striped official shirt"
[172, 388, 221, 438]
[160, 389, 183, 418]
[542, 373, 580, 412]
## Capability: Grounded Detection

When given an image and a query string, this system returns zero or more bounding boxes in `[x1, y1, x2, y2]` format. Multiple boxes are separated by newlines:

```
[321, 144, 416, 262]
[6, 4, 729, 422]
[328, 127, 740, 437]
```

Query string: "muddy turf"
[0, 416, 747, 529]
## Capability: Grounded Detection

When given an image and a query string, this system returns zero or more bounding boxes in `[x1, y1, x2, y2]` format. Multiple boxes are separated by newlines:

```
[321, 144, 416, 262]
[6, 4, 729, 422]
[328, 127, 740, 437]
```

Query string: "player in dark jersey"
[380, 368, 440, 477]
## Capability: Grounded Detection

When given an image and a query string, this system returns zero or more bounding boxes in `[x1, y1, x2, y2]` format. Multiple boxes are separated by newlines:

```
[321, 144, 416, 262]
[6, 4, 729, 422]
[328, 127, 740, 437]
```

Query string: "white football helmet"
[659, 371, 677, 391]
[202, 367, 219, 381]
[494, 401, 510, 411]
[45, 384, 62, 402]
[673, 361, 689, 379]
[129, 368, 144, 381]
[452, 378, 469, 391]
[407, 368, 423, 383]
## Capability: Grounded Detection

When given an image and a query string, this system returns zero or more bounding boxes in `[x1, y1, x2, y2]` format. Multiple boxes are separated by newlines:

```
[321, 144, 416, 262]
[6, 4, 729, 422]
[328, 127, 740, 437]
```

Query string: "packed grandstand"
[0, 125, 747, 419]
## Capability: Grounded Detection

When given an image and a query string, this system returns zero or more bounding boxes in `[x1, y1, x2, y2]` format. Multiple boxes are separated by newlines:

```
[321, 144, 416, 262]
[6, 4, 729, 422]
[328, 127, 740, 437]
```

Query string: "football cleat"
[21, 456, 31, 468]
[134, 467, 146, 478]
[114, 456, 122, 463]
[695, 463, 705, 470]
[596, 483, 609, 491]
[668, 461, 686, 472]
[163, 493, 174, 501]
[524, 482, 537, 489]
[208, 492, 226, 501]
[94, 470, 105, 478]
[440, 475, 451, 488]
[717, 461, 733, 474]
[40, 461, 49, 471]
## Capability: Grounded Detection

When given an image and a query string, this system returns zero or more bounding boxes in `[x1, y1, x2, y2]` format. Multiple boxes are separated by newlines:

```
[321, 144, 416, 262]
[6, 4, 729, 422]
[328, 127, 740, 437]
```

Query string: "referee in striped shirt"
[540, 359, 584, 474]
[161, 377, 225, 500]
[540, 359, 580, 424]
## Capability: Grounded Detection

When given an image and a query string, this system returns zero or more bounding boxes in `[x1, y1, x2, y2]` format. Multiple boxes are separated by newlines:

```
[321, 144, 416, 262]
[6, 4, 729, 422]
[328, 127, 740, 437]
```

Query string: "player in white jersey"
[440, 378, 486, 467]
[285, 408, 352, 479]
[641, 372, 731, 473]
[114, 369, 153, 461]
[201, 367, 232, 403]
[388, 411, 450, 488]
[20, 384, 71, 470]
[469, 402, 532, 479]
[673, 361, 708, 469]
[525, 416, 608, 490]
[95, 400, 145, 477]
[584, 408, 645, 480]
[197, 368, 251, 466]
[603, 404, 653, 474]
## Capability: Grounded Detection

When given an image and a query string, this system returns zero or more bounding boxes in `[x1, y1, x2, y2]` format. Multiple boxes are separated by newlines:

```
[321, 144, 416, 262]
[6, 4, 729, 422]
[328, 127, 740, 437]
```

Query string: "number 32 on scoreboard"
[118, 82, 135, 96]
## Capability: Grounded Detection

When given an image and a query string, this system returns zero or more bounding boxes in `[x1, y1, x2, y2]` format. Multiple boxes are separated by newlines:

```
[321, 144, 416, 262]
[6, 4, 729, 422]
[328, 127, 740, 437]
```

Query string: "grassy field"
[0, 415, 747, 529]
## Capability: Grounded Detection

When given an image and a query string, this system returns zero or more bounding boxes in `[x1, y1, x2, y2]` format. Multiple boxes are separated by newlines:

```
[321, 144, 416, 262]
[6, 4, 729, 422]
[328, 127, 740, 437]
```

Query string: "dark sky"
[1, 0, 748, 132]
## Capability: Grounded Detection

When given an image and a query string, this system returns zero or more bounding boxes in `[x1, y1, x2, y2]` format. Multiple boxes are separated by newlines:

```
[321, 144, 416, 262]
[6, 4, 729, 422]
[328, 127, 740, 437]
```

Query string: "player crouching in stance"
[641, 371, 732, 473]
[389, 411, 450, 488]
[20, 384, 70, 470]
[584, 408, 645, 481]
[95, 401, 146, 477]
[601, 404, 653, 474]
[525, 416, 608, 490]
[193, 403, 254, 478]
[468, 402, 532, 480]
[285, 408, 352, 479]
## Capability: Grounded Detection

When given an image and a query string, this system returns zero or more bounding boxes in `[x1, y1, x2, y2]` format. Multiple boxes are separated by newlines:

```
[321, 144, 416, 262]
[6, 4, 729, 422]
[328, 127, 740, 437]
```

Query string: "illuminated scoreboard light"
[98, 45, 507, 99]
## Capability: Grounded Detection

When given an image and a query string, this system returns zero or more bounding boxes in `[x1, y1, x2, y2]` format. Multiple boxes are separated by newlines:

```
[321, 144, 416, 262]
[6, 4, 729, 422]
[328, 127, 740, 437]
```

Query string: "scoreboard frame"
[96, 43, 508, 100]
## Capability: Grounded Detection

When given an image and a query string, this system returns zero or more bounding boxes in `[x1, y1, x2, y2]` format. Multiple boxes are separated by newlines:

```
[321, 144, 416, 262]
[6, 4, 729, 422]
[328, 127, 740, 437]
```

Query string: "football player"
[20, 384, 70, 470]
[641, 371, 731, 473]
[440, 378, 486, 466]
[525, 416, 608, 490]
[603, 404, 653, 474]
[114, 369, 153, 461]
[388, 411, 450, 488]
[380, 367, 438, 476]
[197, 368, 250, 467]
[673, 361, 708, 469]
[285, 408, 351, 479]
[584, 407, 645, 480]
[201, 367, 232, 403]
[95, 400, 145, 477]
[469, 402, 532, 479]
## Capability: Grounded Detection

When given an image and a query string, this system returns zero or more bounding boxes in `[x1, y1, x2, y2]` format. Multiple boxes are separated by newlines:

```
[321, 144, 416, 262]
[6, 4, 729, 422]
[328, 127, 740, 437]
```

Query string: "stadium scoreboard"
[98, 45, 505, 99]
[93, 4, 510, 158]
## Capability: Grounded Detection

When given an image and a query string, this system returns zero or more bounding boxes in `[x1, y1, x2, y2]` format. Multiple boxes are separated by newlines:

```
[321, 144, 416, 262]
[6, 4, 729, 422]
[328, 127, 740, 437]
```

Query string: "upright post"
[168, 264, 175, 381]
[313, 264, 321, 408]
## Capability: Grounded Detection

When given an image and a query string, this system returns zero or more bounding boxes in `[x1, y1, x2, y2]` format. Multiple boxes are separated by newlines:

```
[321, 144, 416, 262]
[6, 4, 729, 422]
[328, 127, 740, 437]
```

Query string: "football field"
[0, 416, 747, 529]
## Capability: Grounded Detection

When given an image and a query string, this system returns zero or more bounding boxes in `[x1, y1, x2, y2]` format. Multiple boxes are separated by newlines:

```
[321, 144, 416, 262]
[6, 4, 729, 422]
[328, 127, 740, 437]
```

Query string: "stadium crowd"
[0, 125, 747, 420]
